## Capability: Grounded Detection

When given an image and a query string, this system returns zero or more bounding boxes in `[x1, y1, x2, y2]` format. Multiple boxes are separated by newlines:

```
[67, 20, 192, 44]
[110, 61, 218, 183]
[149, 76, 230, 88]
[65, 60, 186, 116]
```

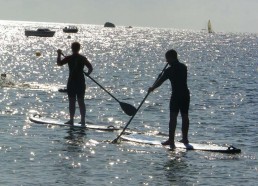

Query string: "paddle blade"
[119, 102, 137, 116]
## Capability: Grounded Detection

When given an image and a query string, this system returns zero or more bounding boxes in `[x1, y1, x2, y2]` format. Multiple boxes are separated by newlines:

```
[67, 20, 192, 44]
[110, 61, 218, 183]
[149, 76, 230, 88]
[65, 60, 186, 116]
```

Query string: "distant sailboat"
[208, 20, 214, 33]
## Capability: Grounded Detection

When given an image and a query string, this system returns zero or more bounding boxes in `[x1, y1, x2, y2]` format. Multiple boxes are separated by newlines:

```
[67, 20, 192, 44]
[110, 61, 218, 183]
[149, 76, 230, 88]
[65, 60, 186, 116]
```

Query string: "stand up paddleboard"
[29, 114, 120, 131]
[121, 134, 241, 154]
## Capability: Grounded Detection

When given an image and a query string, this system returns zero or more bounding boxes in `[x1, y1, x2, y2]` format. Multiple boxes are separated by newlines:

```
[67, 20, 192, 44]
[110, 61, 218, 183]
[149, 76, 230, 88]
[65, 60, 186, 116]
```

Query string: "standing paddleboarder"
[148, 49, 190, 149]
[57, 42, 93, 126]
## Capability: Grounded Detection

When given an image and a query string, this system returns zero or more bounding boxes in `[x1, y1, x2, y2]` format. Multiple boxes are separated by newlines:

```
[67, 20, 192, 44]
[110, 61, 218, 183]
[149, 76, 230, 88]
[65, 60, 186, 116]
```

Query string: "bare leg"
[162, 112, 178, 148]
[77, 96, 86, 125]
[65, 96, 76, 125]
[181, 113, 189, 144]
[169, 112, 178, 146]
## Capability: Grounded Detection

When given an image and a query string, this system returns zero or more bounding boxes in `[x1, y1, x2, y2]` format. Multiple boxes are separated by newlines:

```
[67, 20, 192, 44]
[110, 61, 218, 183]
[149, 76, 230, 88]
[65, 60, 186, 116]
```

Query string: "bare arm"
[148, 71, 168, 93]
[84, 58, 93, 75]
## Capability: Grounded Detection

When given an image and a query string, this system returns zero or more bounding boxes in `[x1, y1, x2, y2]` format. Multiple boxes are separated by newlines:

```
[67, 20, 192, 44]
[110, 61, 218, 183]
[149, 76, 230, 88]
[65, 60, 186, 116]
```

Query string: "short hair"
[165, 49, 178, 59]
[71, 42, 80, 52]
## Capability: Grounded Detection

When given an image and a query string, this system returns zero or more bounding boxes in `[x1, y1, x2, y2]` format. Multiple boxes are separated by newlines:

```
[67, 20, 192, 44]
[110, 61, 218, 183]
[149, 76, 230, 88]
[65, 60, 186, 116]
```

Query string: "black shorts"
[170, 93, 190, 114]
[67, 83, 86, 98]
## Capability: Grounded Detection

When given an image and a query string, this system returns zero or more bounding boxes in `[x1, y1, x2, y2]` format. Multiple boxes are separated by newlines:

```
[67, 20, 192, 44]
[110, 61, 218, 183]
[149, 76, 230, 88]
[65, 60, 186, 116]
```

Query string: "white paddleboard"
[29, 114, 120, 131]
[121, 134, 241, 153]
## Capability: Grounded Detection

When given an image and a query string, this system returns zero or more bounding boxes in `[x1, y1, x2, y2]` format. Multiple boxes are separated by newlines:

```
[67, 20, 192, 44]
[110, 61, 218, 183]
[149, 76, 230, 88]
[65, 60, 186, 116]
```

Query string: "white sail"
[208, 20, 213, 33]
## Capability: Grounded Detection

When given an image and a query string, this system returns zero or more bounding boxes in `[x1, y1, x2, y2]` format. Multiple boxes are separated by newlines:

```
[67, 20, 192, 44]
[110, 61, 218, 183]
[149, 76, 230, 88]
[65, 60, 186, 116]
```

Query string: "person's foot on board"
[162, 139, 176, 149]
[161, 139, 173, 146]
[65, 120, 74, 125]
[79, 121, 86, 127]
[178, 139, 189, 144]
[169, 144, 176, 150]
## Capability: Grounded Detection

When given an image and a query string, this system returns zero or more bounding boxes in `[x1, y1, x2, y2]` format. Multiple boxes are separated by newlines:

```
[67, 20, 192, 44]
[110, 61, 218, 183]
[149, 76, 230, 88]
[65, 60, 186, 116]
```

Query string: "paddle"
[112, 63, 169, 143]
[60, 52, 137, 116]
[83, 72, 137, 116]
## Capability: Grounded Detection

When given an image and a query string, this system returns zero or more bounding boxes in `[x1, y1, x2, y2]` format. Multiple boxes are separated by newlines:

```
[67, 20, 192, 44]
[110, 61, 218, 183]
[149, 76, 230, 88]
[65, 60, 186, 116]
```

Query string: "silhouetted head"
[71, 42, 80, 54]
[1, 73, 6, 78]
[165, 49, 178, 65]
[1, 73, 6, 81]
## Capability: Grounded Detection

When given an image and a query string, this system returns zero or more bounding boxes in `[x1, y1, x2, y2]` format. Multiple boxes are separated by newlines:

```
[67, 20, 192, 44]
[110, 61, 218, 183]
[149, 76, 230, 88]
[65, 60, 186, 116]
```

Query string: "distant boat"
[25, 28, 55, 37]
[63, 26, 78, 33]
[208, 20, 214, 33]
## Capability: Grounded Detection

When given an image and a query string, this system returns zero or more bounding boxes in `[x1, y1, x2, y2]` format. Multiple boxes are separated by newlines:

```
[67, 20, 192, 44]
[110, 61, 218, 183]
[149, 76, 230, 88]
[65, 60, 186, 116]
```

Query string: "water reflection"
[64, 127, 86, 149]
[164, 153, 191, 185]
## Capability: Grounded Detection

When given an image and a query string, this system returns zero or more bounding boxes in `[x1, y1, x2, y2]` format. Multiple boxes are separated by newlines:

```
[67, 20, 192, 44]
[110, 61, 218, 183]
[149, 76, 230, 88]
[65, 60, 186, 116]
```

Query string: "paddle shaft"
[113, 63, 169, 142]
[84, 72, 120, 103]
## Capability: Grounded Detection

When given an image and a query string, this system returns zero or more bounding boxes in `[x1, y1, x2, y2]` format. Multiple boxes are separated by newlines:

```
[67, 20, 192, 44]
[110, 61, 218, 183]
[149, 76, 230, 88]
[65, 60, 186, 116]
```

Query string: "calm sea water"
[0, 21, 257, 185]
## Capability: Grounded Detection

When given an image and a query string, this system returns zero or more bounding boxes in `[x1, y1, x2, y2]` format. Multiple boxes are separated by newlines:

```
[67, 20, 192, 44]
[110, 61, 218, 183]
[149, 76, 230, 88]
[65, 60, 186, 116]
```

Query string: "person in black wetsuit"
[57, 42, 93, 126]
[148, 49, 190, 149]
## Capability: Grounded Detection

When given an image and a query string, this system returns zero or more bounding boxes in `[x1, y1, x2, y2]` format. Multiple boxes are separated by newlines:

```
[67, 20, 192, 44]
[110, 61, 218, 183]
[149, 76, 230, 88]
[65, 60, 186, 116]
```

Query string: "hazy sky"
[0, 0, 258, 33]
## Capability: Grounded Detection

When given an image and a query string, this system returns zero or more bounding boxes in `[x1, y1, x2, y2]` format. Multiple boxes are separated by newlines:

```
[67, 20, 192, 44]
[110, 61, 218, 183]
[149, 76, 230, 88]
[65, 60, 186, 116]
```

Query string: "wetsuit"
[156, 61, 190, 114]
[59, 54, 91, 98]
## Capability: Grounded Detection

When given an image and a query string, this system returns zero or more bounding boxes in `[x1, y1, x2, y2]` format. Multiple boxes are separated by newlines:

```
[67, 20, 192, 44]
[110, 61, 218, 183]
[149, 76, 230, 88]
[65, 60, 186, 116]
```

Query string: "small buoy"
[67, 35, 71, 39]
[35, 51, 41, 56]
